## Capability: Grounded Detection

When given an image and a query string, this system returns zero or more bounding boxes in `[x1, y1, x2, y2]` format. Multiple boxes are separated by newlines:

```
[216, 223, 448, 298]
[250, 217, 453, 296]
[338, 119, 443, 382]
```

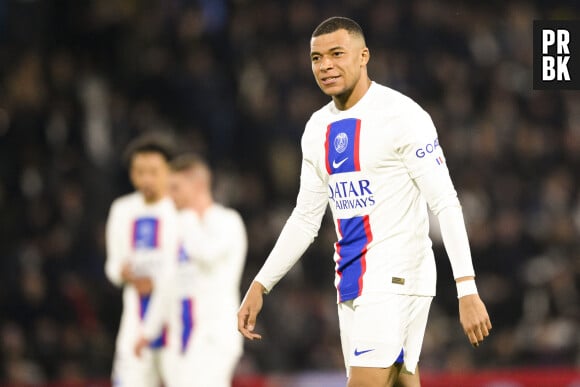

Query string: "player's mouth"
[320, 76, 340, 85]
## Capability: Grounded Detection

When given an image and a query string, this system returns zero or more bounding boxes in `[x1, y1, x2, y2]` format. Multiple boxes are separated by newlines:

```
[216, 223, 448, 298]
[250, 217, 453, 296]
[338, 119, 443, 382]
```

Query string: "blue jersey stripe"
[336, 216, 373, 302]
[139, 294, 166, 349]
[325, 118, 361, 175]
[180, 298, 194, 354]
[138, 294, 151, 320]
[396, 348, 404, 363]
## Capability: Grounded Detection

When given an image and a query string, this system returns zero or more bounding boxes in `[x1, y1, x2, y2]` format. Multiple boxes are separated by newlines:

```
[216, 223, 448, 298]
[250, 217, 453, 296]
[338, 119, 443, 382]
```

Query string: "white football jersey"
[299, 82, 454, 301]
[105, 192, 179, 353]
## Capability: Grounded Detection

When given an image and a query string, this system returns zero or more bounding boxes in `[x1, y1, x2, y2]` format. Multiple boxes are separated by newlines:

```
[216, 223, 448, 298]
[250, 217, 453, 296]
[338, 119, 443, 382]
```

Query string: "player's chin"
[142, 189, 158, 202]
[318, 82, 344, 96]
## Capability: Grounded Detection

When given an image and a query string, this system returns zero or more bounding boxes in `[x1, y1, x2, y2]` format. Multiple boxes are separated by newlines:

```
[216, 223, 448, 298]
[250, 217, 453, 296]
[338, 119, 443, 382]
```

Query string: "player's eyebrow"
[310, 46, 346, 57]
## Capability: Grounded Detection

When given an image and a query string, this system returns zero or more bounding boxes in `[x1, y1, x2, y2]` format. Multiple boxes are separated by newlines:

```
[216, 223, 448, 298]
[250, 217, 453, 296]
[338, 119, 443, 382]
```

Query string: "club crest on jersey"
[334, 132, 348, 153]
[325, 118, 361, 175]
[133, 217, 159, 250]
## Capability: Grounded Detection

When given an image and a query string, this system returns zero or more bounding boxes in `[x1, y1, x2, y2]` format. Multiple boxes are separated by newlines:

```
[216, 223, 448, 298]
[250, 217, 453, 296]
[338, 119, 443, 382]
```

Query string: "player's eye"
[311, 55, 320, 62]
[333, 51, 344, 57]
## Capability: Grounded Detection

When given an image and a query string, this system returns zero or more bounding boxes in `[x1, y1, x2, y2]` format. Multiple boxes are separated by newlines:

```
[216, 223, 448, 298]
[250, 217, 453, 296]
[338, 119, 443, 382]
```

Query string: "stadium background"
[0, 0, 578, 385]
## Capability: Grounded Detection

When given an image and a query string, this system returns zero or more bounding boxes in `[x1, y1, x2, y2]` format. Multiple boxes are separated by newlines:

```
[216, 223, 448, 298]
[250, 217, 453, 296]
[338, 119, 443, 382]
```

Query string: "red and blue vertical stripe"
[325, 118, 362, 175]
[180, 298, 195, 354]
[335, 215, 373, 302]
[132, 217, 165, 348]
[138, 295, 167, 348]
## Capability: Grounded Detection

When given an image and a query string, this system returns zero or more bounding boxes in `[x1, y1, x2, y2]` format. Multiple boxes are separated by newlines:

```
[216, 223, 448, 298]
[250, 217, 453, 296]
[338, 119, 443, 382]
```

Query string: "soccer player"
[105, 133, 179, 387]
[135, 153, 247, 387]
[237, 17, 492, 387]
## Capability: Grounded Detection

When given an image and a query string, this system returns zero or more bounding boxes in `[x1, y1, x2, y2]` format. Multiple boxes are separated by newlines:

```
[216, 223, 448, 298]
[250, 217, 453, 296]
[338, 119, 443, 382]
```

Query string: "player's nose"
[320, 56, 333, 71]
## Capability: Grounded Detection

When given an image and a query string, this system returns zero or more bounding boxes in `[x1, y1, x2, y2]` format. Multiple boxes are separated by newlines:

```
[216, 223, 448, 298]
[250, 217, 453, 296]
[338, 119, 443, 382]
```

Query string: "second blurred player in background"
[136, 153, 247, 387]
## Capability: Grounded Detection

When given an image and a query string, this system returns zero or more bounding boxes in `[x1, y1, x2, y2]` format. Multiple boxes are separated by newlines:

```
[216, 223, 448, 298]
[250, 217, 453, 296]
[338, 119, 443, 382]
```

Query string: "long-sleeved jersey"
[255, 82, 475, 302]
[105, 192, 179, 353]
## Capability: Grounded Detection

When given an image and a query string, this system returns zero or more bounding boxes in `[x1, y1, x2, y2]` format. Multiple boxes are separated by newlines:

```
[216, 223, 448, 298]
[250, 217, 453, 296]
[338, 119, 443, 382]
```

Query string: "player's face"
[130, 152, 169, 203]
[168, 171, 195, 210]
[310, 29, 369, 103]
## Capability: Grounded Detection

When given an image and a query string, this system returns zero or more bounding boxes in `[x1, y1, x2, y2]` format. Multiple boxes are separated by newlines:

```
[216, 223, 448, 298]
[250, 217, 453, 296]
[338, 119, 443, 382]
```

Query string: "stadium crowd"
[0, 0, 578, 384]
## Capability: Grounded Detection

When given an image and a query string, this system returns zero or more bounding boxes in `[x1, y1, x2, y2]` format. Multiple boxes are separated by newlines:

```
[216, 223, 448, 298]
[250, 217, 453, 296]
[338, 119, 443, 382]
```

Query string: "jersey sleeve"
[394, 107, 447, 181]
[400, 108, 476, 280]
[415, 171, 475, 279]
[105, 200, 126, 287]
[254, 151, 328, 292]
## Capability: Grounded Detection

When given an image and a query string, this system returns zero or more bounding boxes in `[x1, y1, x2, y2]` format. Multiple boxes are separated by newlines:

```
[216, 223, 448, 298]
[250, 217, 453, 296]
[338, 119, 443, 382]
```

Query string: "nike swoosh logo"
[332, 157, 348, 169]
[354, 348, 375, 356]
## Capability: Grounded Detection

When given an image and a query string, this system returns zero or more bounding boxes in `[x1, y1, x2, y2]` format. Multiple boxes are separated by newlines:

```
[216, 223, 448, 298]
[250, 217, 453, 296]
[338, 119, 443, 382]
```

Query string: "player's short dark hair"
[312, 16, 365, 42]
[169, 152, 208, 173]
[123, 132, 176, 166]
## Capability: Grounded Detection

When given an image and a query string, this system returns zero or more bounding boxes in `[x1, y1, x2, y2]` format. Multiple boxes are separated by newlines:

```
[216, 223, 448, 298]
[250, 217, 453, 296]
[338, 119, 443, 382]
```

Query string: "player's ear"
[361, 47, 370, 66]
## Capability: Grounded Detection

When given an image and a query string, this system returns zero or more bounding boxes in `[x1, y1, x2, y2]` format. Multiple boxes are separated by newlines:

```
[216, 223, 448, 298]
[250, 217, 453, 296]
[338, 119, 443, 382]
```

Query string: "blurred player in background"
[238, 17, 492, 387]
[135, 153, 247, 387]
[105, 133, 178, 387]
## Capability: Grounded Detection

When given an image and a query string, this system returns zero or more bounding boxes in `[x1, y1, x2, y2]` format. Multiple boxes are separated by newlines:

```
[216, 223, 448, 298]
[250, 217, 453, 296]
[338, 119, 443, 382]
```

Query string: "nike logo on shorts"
[332, 157, 348, 168]
[354, 348, 375, 356]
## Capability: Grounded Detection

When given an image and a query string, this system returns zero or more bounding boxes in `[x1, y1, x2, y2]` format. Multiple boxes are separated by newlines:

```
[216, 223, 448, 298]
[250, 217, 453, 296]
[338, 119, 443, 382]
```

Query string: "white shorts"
[338, 292, 433, 375]
[111, 348, 163, 387]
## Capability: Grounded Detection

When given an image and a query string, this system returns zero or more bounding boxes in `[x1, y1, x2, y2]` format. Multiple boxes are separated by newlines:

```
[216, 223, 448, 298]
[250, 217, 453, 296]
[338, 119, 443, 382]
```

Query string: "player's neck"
[189, 193, 213, 217]
[333, 77, 372, 111]
[143, 192, 166, 205]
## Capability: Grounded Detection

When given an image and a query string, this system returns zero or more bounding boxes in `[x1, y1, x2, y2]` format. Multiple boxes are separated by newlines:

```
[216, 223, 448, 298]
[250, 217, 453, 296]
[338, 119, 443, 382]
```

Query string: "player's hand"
[458, 294, 492, 348]
[134, 336, 149, 358]
[133, 277, 153, 295]
[121, 262, 134, 283]
[237, 281, 265, 340]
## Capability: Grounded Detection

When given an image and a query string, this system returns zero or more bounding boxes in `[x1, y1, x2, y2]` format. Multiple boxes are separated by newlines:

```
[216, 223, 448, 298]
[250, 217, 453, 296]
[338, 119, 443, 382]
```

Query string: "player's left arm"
[396, 108, 492, 347]
[416, 170, 492, 347]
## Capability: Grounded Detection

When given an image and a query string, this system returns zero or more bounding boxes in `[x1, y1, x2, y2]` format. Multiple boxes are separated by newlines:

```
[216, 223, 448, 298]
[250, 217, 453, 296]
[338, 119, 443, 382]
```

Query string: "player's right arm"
[105, 200, 128, 287]
[238, 151, 328, 340]
[237, 280, 265, 340]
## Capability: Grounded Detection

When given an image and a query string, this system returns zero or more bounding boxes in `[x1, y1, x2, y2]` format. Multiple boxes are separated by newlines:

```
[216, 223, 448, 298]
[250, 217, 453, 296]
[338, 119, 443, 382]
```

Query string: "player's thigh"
[348, 363, 402, 387]
[394, 365, 421, 387]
